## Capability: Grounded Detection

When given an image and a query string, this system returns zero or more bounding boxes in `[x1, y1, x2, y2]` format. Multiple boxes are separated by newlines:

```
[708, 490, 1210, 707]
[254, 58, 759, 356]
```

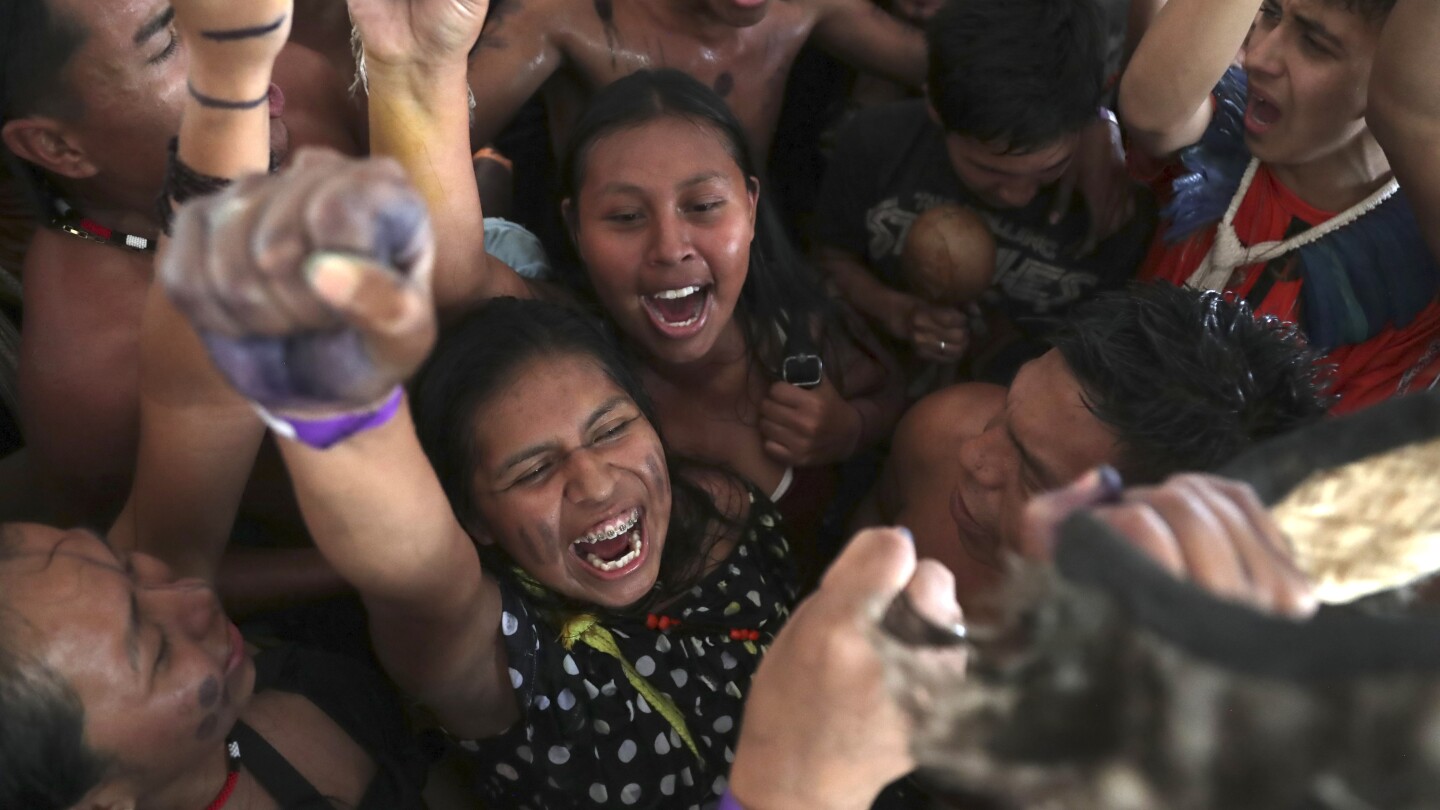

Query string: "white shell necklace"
[1184, 157, 1400, 291]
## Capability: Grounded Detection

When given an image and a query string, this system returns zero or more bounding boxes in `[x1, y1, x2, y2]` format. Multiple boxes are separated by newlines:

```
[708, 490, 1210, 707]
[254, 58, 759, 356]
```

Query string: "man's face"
[44, 0, 287, 214]
[949, 350, 1118, 572]
[1239, 0, 1382, 170]
[50, 0, 189, 208]
[941, 130, 1078, 210]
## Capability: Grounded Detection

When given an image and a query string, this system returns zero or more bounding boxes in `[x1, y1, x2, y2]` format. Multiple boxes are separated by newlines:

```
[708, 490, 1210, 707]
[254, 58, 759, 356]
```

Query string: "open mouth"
[570, 507, 645, 574]
[641, 285, 712, 338]
[1245, 91, 1281, 135]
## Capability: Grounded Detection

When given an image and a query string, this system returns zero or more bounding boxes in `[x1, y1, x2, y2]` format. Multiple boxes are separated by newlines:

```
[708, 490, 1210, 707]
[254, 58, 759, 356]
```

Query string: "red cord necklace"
[203, 738, 243, 810]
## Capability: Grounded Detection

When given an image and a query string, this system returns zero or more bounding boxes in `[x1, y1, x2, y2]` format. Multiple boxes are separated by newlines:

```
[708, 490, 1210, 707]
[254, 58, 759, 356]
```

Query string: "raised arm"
[348, 0, 535, 317]
[158, 152, 517, 737]
[114, 0, 290, 564]
[1118, 0, 1258, 158]
[808, 0, 928, 87]
[1370, 0, 1440, 263]
[466, 0, 568, 148]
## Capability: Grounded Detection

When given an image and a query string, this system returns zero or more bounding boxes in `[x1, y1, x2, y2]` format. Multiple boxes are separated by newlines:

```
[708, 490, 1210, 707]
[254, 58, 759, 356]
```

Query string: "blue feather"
[1157, 67, 1440, 350]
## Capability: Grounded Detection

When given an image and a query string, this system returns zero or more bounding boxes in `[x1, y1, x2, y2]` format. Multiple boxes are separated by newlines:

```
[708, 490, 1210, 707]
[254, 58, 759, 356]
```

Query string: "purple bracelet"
[716, 789, 746, 810]
[255, 386, 404, 449]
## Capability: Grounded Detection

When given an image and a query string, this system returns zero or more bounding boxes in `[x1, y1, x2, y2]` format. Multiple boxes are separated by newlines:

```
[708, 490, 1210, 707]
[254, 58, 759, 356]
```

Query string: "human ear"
[745, 176, 760, 227]
[2, 117, 98, 180]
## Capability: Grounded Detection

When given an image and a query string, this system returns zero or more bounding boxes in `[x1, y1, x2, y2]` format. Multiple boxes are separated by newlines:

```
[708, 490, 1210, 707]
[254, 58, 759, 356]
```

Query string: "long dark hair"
[411, 298, 737, 614]
[558, 68, 836, 375]
[0, 524, 111, 810]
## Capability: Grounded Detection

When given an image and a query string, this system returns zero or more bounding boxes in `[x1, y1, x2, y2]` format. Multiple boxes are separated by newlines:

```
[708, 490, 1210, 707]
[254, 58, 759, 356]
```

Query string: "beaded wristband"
[254, 386, 404, 450]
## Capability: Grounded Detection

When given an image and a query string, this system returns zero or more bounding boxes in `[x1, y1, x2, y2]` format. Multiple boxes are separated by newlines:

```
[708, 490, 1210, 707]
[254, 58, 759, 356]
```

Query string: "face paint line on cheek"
[198, 675, 220, 709]
[196, 712, 219, 741]
[643, 453, 669, 498]
[517, 523, 562, 569]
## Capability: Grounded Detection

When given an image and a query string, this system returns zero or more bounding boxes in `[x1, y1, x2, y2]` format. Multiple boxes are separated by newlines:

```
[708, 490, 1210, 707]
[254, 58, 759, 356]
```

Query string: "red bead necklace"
[203, 738, 243, 810]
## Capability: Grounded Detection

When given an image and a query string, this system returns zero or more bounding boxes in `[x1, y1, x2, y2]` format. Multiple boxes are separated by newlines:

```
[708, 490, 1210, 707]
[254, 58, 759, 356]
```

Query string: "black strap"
[782, 307, 820, 360]
[229, 720, 332, 809]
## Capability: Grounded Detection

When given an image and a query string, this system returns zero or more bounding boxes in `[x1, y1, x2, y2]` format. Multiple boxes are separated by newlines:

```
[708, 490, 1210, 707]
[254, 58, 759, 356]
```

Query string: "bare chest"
[647, 369, 790, 498]
[551, 1, 815, 153]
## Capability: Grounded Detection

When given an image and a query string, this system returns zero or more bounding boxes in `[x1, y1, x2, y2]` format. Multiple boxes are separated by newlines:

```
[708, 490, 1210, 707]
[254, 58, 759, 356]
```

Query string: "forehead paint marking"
[713, 72, 734, 98]
[199, 675, 221, 709]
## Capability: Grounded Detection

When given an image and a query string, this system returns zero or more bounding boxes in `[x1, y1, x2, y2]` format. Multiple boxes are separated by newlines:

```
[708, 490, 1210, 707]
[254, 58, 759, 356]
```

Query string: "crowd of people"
[1, 0, 1437, 807]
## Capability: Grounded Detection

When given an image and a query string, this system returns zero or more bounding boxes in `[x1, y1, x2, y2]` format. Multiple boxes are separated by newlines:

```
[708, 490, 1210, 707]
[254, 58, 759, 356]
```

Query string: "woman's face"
[0, 525, 253, 800]
[468, 354, 673, 608]
[569, 116, 759, 366]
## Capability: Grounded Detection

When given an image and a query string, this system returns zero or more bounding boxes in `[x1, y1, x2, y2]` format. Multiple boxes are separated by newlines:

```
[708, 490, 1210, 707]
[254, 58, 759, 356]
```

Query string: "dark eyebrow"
[1293, 11, 1345, 50]
[599, 172, 727, 196]
[584, 396, 628, 433]
[497, 396, 631, 475]
[133, 6, 175, 47]
[677, 172, 725, 189]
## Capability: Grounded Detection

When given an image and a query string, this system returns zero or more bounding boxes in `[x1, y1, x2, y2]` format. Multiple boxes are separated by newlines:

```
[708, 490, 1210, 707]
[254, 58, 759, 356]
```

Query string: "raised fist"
[160, 149, 437, 412]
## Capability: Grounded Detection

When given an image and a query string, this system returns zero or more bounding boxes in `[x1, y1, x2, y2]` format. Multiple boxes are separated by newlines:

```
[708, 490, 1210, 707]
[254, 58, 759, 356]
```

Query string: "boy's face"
[939, 127, 1078, 211]
[1239, 0, 1383, 169]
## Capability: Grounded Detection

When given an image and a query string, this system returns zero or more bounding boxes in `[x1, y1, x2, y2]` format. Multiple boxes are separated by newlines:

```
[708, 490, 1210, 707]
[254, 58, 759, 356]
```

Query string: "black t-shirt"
[813, 100, 1155, 327]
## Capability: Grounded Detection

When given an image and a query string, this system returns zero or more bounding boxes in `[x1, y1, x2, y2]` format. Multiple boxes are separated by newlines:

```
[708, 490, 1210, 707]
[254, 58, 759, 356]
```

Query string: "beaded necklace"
[203, 738, 243, 810]
[48, 197, 156, 253]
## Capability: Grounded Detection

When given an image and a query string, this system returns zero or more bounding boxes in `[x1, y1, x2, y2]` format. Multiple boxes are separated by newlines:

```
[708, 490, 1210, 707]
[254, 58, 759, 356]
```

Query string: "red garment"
[1140, 163, 1440, 414]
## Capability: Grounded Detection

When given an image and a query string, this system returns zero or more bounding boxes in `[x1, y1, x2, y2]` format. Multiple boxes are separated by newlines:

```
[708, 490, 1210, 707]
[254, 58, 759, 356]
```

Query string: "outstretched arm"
[159, 151, 517, 737]
[115, 0, 290, 564]
[348, 0, 535, 318]
[809, 0, 927, 87]
[1118, 0, 1257, 158]
[1370, 0, 1440, 263]
[466, 0, 568, 148]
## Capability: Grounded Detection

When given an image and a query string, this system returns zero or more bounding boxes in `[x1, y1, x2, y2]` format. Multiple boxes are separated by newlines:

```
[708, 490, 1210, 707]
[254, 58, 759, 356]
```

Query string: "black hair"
[0, 523, 111, 810]
[1, 0, 88, 218]
[1048, 283, 1333, 484]
[411, 297, 737, 614]
[558, 68, 834, 376]
[0, 0, 86, 122]
[925, 0, 1106, 153]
